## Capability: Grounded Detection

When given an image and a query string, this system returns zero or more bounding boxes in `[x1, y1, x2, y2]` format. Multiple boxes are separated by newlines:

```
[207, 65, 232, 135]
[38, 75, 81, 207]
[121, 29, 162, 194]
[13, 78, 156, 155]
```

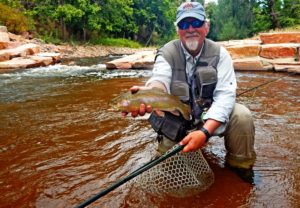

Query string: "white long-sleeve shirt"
[146, 43, 237, 134]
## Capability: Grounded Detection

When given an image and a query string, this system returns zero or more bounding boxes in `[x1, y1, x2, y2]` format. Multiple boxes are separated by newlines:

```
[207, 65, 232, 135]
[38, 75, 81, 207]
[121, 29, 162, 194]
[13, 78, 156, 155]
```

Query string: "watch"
[200, 127, 211, 142]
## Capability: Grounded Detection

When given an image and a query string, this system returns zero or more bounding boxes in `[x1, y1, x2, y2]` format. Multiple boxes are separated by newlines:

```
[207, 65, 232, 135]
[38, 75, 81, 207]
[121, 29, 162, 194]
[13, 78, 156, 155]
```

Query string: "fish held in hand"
[111, 89, 191, 120]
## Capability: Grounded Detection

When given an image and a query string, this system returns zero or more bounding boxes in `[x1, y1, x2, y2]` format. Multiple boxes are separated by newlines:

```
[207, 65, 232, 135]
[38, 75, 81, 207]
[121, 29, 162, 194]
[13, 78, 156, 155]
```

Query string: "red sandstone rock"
[226, 44, 261, 59]
[36, 52, 61, 63]
[0, 53, 61, 72]
[0, 31, 10, 42]
[0, 57, 40, 70]
[0, 43, 40, 60]
[287, 67, 300, 74]
[0, 42, 8, 50]
[260, 44, 298, 59]
[219, 39, 261, 47]
[0, 41, 23, 50]
[106, 50, 155, 69]
[274, 64, 300, 73]
[0, 51, 10, 62]
[0, 26, 7, 32]
[132, 54, 155, 69]
[233, 57, 273, 71]
[30, 56, 54, 66]
[261, 57, 300, 65]
[260, 32, 300, 44]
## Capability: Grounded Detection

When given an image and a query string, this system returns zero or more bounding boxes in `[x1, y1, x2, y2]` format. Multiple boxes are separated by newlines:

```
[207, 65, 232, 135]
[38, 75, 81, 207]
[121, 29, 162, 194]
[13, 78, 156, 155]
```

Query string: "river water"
[0, 60, 299, 208]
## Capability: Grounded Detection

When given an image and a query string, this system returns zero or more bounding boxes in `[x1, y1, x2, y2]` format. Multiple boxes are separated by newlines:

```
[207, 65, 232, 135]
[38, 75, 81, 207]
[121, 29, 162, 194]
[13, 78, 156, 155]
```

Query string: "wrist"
[200, 127, 211, 142]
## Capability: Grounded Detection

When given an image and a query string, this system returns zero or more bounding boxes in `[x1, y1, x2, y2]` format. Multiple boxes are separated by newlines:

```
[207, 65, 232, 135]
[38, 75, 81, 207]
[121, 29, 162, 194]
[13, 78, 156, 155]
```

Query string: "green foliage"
[54, 4, 84, 23]
[209, 0, 254, 41]
[39, 31, 62, 44]
[0, 3, 34, 33]
[132, 0, 178, 45]
[1, 0, 300, 44]
[218, 21, 238, 41]
[91, 37, 141, 48]
[279, 0, 300, 27]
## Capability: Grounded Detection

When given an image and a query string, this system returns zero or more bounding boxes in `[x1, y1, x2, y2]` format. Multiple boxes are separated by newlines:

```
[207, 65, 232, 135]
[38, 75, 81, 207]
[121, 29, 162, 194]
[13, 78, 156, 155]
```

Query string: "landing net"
[132, 145, 214, 197]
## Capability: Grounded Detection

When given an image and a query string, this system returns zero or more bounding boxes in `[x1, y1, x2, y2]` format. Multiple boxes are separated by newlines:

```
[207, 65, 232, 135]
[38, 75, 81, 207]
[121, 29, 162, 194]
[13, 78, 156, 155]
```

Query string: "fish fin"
[172, 110, 180, 117]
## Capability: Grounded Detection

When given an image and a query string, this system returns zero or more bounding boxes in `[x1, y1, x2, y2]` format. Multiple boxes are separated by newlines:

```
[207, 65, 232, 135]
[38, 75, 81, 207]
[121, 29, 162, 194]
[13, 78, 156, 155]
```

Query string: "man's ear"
[175, 26, 179, 35]
[204, 21, 210, 36]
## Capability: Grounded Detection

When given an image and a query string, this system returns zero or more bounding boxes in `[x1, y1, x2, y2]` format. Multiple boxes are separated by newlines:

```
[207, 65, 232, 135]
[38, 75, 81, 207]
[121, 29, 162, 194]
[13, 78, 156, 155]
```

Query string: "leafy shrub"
[0, 3, 33, 34]
[91, 37, 141, 48]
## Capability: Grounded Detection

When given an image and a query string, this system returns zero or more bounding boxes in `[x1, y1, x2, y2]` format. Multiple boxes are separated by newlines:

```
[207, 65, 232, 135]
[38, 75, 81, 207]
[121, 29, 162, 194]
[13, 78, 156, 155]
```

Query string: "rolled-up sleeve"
[145, 56, 172, 93]
[203, 47, 236, 127]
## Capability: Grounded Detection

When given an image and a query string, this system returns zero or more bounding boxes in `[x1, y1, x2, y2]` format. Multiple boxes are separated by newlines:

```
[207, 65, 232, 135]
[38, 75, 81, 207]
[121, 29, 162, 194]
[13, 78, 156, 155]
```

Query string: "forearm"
[146, 80, 167, 92]
[202, 119, 222, 135]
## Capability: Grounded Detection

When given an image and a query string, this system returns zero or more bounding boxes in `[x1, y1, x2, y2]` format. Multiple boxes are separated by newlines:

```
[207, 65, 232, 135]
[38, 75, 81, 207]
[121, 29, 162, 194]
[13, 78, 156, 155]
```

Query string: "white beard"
[185, 39, 199, 52]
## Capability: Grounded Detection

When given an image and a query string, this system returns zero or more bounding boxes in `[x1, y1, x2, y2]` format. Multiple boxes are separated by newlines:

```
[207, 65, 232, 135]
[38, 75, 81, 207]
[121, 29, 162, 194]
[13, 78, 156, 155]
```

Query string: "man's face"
[177, 17, 208, 56]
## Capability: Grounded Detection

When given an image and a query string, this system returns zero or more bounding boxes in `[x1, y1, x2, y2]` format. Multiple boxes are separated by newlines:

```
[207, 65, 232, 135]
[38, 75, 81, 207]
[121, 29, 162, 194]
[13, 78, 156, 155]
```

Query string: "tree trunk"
[268, 0, 280, 29]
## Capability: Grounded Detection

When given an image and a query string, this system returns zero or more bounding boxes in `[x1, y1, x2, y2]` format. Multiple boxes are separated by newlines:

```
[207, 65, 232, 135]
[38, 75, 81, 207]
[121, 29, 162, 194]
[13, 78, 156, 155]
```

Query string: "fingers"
[121, 103, 152, 117]
[183, 138, 198, 153]
[130, 86, 140, 94]
[180, 131, 205, 153]
[131, 111, 139, 117]
[121, 111, 128, 117]
[130, 85, 152, 94]
[122, 86, 153, 117]
[180, 135, 192, 146]
[139, 103, 146, 116]
[145, 105, 152, 113]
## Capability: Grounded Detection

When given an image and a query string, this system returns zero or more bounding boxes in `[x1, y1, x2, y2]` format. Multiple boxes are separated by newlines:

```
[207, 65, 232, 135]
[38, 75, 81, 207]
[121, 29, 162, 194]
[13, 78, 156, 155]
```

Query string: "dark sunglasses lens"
[192, 20, 204, 28]
[178, 21, 189, 30]
[178, 20, 204, 30]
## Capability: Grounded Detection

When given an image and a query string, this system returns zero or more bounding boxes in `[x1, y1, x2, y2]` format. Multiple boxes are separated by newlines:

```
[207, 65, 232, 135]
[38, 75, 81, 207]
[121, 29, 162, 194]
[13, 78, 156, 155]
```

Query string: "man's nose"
[187, 24, 195, 32]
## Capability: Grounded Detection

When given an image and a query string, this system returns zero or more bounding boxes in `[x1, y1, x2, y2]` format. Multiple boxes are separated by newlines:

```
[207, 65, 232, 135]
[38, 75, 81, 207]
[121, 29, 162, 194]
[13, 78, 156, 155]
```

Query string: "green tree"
[279, 0, 300, 27]
[53, 0, 101, 41]
[252, 0, 282, 32]
[209, 0, 254, 41]
[132, 0, 178, 45]
[97, 0, 136, 39]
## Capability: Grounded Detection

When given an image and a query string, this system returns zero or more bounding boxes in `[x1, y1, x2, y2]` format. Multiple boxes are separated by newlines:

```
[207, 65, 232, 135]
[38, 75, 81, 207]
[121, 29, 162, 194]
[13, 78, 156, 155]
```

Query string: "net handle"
[75, 144, 185, 208]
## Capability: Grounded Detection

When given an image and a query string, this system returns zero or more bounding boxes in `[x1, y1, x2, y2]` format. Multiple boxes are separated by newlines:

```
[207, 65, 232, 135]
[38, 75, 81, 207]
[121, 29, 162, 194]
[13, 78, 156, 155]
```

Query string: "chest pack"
[149, 39, 220, 142]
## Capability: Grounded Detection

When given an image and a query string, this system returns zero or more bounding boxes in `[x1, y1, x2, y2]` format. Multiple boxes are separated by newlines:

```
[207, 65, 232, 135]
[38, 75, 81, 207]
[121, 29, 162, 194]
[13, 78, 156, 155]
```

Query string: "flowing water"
[0, 62, 299, 208]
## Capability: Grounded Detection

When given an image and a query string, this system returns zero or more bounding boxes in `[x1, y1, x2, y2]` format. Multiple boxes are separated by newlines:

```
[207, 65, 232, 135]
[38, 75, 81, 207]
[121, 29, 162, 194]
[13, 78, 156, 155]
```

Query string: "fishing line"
[237, 72, 296, 97]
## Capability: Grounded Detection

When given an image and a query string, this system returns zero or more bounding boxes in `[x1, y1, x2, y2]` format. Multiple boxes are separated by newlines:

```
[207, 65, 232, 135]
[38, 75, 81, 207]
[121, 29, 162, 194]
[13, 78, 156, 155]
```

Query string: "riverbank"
[9, 32, 154, 58]
[1, 25, 300, 73]
[0, 25, 154, 73]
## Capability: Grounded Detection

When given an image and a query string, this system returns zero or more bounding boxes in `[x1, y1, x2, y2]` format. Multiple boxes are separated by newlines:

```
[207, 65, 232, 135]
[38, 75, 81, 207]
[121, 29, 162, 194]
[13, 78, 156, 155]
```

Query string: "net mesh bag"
[132, 144, 214, 198]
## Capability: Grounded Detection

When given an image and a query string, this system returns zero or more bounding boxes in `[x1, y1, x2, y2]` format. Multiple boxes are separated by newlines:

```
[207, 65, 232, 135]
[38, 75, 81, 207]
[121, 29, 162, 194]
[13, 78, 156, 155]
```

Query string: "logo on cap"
[183, 3, 194, 10]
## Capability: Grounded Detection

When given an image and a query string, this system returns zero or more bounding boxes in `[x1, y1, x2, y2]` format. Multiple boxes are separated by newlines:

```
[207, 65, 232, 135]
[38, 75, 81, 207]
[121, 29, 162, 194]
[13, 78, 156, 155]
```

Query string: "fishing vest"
[156, 39, 220, 121]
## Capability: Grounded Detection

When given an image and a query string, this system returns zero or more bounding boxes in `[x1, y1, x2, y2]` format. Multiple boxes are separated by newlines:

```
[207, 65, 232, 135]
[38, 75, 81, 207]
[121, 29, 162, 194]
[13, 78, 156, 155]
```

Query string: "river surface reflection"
[0, 65, 299, 208]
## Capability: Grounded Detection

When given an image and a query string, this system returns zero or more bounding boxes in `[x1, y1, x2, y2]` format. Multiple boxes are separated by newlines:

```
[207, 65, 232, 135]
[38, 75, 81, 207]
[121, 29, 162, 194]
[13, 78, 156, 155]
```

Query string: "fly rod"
[75, 144, 185, 208]
[237, 72, 296, 97]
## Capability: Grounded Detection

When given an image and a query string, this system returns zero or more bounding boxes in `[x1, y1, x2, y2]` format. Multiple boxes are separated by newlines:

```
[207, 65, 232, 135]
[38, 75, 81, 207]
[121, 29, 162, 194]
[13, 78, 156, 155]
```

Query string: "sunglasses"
[178, 19, 205, 30]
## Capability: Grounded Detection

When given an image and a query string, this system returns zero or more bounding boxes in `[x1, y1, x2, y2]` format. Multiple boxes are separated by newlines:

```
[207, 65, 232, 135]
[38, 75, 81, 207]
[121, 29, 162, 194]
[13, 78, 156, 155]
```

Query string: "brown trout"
[111, 89, 191, 120]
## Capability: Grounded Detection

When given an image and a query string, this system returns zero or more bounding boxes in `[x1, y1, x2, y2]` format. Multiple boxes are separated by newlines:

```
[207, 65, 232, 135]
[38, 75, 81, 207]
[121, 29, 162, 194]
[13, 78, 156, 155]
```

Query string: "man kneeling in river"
[121, 2, 256, 183]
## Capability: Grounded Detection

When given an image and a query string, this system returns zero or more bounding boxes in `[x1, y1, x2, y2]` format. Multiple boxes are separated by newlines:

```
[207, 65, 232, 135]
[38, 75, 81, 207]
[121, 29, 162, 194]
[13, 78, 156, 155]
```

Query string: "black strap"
[200, 127, 211, 142]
